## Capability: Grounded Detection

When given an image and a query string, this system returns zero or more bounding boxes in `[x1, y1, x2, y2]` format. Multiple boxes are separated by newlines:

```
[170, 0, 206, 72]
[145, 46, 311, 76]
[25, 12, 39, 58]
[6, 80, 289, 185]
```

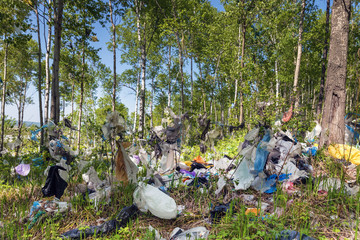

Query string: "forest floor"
[1, 132, 360, 240]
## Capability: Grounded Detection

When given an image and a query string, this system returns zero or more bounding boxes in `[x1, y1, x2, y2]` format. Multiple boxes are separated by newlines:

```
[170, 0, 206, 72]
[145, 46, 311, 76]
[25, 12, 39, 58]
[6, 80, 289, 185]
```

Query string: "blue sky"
[6, 0, 331, 123]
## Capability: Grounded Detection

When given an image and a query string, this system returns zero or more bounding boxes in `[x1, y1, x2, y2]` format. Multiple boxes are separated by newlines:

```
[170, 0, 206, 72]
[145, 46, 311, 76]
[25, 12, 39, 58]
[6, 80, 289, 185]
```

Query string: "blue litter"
[254, 130, 271, 173]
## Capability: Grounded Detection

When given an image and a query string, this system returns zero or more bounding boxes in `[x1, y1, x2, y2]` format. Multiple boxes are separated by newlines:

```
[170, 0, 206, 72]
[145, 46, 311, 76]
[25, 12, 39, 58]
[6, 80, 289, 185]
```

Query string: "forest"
[1, 0, 360, 239]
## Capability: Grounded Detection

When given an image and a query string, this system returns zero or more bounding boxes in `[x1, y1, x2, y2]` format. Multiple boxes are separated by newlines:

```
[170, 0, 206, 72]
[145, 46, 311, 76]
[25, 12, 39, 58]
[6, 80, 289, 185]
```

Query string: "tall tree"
[50, 0, 64, 124]
[316, 0, 330, 117]
[293, 0, 306, 110]
[319, 0, 351, 147]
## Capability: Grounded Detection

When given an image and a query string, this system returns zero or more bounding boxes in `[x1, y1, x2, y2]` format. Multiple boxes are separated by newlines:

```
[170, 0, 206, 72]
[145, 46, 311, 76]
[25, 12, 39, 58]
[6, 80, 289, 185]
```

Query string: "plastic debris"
[61, 204, 139, 239]
[282, 105, 293, 123]
[318, 178, 359, 196]
[253, 130, 271, 173]
[170, 227, 209, 240]
[275, 230, 316, 240]
[245, 208, 260, 216]
[210, 203, 232, 223]
[133, 182, 177, 219]
[82, 166, 105, 190]
[215, 176, 226, 195]
[15, 163, 30, 176]
[25, 200, 70, 229]
[305, 121, 321, 143]
[233, 159, 255, 190]
[328, 144, 360, 165]
[115, 142, 138, 184]
[42, 166, 68, 199]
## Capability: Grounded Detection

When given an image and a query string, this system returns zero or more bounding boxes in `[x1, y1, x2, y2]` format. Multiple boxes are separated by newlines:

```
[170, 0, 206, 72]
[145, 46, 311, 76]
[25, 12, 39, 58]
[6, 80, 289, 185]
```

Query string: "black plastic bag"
[42, 166, 68, 199]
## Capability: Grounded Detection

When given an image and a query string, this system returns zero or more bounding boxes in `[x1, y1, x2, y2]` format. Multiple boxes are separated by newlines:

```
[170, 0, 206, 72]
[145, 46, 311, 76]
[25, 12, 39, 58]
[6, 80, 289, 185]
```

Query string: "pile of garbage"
[14, 109, 360, 239]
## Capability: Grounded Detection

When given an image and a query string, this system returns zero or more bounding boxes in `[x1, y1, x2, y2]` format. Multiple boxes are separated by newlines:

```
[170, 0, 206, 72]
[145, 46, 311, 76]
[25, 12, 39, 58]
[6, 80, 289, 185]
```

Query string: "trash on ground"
[133, 182, 177, 219]
[328, 144, 360, 165]
[169, 226, 209, 240]
[42, 166, 68, 199]
[15, 163, 30, 176]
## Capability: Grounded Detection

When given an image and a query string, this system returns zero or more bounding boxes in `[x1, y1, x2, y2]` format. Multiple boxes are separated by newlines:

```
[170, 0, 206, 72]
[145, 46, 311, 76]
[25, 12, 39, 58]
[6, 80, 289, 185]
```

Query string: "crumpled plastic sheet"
[15, 163, 30, 176]
[61, 204, 139, 239]
[305, 121, 321, 143]
[318, 178, 359, 196]
[214, 157, 231, 170]
[233, 159, 255, 190]
[82, 166, 105, 190]
[275, 230, 316, 240]
[244, 128, 259, 141]
[169, 227, 209, 240]
[215, 176, 226, 195]
[253, 130, 271, 173]
[160, 143, 178, 173]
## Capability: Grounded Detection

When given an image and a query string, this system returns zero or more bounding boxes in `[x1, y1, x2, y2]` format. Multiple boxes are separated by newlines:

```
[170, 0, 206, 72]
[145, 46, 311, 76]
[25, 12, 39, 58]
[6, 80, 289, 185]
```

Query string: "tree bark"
[198, 61, 206, 113]
[133, 71, 140, 133]
[0, 42, 8, 153]
[150, 77, 154, 128]
[293, 0, 306, 110]
[167, 45, 171, 107]
[317, 0, 330, 117]
[136, 0, 146, 139]
[319, 0, 351, 147]
[109, 0, 117, 112]
[50, 0, 64, 124]
[77, 48, 85, 151]
[44, 0, 52, 126]
[35, 4, 44, 146]
[239, 23, 246, 124]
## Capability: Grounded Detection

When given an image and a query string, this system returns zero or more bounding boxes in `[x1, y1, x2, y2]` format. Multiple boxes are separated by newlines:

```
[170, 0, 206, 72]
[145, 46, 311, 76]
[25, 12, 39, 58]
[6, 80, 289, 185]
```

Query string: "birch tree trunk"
[167, 45, 171, 107]
[135, 0, 146, 139]
[293, 0, 306, 110]
[0, 42, 8, 153]
[109, 0, 117, 112]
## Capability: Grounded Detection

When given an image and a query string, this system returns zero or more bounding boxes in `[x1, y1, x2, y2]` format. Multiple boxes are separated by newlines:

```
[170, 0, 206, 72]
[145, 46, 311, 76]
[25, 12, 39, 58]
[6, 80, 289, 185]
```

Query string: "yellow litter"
[328, 144, 360, 165]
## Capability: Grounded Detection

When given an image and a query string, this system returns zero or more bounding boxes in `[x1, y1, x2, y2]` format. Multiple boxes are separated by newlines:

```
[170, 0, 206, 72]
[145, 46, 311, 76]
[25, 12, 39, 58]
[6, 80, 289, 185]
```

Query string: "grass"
[1, 142, 360, 239]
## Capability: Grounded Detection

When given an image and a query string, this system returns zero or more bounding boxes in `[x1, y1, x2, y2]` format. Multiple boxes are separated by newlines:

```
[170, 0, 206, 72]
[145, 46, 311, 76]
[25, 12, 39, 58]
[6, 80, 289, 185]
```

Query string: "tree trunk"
[317, 0, 330, 117]
[150, 78, 154, 128]
[44, 0, 52, 126]
[16, 79, 28, 156]
[190, 56, 193, 106]
[109, 0, 117, 112]
[136, 0, 146, 139]
[70, 81, 74, 146]
[50, 0, 64, 124]
[0, 42, 8, 153]
[77, 49, 85, 151]
[233, 23, 241, 107]
[319, 0, 351, 147]
[167, 45, 171, 107]
[35, 4, 44, 146]
[293, 0, 306, 110]
[198, 61, 206, 112]
[239, 23, 246, 124]
[133, 71, 140, 133]
[275, 60, 279, 108]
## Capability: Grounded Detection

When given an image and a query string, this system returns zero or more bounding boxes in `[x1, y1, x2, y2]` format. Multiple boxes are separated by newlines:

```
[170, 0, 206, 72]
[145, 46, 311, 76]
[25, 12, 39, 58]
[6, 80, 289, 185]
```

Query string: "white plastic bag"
[233, 159, 255, 190]
[133, 182, 177, 219]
